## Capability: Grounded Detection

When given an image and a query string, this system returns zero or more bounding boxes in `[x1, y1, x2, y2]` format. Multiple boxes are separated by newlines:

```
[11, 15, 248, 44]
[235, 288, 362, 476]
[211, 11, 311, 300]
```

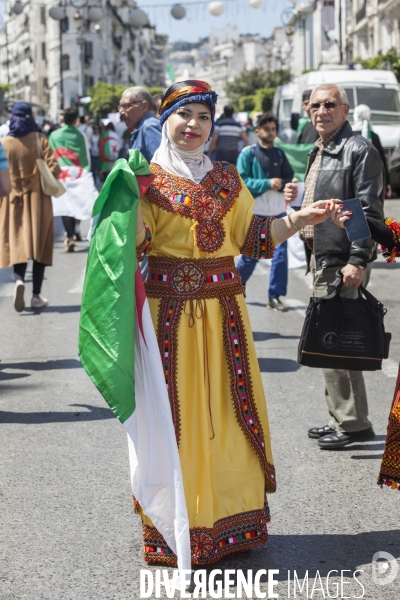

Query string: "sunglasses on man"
[309, 101, 348, 111]
[118, 101, 143, 111]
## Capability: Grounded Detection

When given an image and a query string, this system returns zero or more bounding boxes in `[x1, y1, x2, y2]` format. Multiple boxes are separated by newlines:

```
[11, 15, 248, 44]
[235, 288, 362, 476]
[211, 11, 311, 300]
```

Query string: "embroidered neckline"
[147, 162, 242, 254]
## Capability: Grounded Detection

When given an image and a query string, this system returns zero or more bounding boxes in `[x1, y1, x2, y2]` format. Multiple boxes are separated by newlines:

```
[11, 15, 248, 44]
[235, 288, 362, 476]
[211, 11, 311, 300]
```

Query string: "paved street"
[1, 206, 400, 600]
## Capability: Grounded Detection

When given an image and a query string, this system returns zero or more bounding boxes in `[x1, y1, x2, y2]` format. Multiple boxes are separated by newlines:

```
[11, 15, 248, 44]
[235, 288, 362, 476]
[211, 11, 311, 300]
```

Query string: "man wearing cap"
[296, 90, 319, 145]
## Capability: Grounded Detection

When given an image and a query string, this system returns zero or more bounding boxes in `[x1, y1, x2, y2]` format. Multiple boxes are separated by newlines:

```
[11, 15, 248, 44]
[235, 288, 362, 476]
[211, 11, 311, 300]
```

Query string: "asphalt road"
[1, 206, 400, 600]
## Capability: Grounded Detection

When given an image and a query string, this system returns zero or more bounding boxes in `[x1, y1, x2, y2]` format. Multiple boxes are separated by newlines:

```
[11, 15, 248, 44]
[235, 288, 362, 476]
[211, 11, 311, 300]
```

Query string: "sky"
[0, 0, 289, 44]
[140, 0, 289, 43]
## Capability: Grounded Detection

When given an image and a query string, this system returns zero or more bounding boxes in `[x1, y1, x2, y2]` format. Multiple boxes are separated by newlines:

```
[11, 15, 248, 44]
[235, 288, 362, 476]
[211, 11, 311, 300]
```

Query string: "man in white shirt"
[236, 113, 294, 311]
[78, 115, 93, 151]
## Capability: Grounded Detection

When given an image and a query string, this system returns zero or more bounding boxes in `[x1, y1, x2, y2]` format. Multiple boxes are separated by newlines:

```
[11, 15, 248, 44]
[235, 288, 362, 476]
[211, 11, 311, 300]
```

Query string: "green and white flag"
[99, 130, 120, 173]
[49, 124, 98, 220]
[79, 150, 191, 574]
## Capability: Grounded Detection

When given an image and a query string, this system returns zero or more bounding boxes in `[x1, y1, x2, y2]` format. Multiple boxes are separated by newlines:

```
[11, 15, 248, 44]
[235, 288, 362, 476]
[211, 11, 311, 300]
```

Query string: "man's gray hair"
[122, 86, 153, 107]
[310, 84, 349, 105]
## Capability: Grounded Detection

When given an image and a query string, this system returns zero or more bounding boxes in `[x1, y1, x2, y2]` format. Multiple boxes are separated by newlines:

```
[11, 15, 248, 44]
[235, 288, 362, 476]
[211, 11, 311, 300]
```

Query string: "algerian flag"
[274, 139, 315, 182]
[361, 119, 372, 140]
[99, 130, 120, 172]
[78, 150, 191, 574]
[166, 64, 176, 84]
[49, 124, 98, 220]
[49, 124, 90, 171]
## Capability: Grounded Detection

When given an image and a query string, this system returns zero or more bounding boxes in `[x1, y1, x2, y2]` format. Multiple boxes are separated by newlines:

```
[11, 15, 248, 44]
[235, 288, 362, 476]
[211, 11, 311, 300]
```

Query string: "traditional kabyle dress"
[135, 160, 278, 566]
[371, 217, 400, 492]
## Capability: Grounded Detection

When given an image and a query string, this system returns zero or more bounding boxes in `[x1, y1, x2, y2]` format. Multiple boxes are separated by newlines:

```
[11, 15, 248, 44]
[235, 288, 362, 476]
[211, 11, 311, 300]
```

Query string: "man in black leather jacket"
[285, 83, 384, 450]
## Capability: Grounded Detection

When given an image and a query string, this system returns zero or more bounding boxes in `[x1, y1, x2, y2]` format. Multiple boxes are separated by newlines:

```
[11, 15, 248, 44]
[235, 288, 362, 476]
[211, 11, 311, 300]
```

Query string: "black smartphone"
[342, 198, 371, 242]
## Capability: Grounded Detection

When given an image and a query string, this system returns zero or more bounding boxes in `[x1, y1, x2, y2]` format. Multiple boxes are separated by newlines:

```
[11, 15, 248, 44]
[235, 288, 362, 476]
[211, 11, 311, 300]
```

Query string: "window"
[84, 41, 93, 63]
[60, 17, 69, 33]
[61, 54, 70, 71]
[356, 87, 400, 112]
[41, 42, 46, 61]
[85, 75, 94, 89]
[40, 6, 46, 25]
[282, 98, 293, 118]
[343, 88, 354, 109]
[43, 78, 48, 90]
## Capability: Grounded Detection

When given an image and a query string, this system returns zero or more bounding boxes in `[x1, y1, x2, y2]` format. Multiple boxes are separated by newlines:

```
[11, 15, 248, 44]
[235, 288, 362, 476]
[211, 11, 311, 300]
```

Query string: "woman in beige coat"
[0, 102, 60, 311]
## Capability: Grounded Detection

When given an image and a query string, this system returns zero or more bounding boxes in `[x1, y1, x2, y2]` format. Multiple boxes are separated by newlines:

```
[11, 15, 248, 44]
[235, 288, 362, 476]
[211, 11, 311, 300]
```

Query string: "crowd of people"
[1, 79, 399, 570]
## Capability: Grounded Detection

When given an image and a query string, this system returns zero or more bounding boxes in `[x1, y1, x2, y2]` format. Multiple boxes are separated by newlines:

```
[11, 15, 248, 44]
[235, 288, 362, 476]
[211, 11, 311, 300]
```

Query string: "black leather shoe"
[267, 297, 288, 312]
[308, 425, 336, 439]
[318, 427, 375, 449]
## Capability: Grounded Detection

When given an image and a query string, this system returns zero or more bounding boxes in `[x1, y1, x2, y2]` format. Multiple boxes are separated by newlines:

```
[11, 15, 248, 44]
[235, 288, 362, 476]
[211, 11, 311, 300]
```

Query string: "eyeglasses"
[118, 101, 143, 111]
[309, 101, 347, 111]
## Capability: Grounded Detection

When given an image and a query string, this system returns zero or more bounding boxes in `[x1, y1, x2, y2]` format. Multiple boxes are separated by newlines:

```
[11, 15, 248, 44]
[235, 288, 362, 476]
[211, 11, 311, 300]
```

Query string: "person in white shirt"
[236, 113, 294, 311]
[78, 115, 93, 151]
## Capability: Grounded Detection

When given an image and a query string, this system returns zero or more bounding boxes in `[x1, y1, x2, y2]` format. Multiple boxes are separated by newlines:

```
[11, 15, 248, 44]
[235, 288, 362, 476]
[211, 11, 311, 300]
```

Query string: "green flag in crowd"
[49, 124, 89, 171]
[99, 130, 120, 173]
[274, 139, 314, 182]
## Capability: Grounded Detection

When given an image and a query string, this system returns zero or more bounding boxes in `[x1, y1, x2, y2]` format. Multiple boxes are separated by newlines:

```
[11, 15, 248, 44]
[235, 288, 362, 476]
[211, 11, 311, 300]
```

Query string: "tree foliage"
[88, 82, 164, 118]
[357, 52, 400, 82]
[226, 68, 290, 107]
[254, 88, 275, 113]
[0, 83, 12, 96]
[146, 86, 164, 96]
[238, 95, 256, 112]
[88, 82, 129, 118]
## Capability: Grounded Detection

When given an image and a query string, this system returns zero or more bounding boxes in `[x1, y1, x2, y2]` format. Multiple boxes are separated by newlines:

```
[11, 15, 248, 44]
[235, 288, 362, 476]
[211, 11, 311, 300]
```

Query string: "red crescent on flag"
[99, 136, 115, 163]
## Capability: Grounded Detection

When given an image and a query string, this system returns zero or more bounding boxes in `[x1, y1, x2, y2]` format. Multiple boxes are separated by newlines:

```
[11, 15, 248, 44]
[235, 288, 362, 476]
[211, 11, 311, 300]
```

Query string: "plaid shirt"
[300, 127, 342, 241]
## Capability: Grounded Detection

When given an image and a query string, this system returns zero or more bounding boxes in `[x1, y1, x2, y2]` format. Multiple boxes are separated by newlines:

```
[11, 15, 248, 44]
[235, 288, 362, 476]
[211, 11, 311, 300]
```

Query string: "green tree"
[357, 51, 400, 82]
[254, 88, 276, 113]
[238, 95, 256, 112]
[0, 83, 11, 96]
[88, 81, 133, 118]
[88, 82, 164, 118]
[226, 68, 290, 107]
[146, 86, 163, 96]
[0, 83, 11, 116]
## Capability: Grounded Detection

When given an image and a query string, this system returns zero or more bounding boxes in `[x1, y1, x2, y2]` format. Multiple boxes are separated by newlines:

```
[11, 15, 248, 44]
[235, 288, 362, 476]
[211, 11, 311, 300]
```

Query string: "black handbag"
[297, 270, 391, 371]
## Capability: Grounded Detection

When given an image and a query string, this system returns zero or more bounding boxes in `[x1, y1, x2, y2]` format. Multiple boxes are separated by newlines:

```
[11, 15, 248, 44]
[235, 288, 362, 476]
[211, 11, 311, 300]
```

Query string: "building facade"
[288, 0, 340, 76]
[169, 27, 291, 109]
[347, 0, 400, 62]
[0, 0, 167, 120]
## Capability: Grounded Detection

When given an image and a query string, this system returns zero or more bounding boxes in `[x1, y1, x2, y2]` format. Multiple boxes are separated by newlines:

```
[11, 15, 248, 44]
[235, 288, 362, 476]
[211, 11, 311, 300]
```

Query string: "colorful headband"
[159, 80, 218, 139]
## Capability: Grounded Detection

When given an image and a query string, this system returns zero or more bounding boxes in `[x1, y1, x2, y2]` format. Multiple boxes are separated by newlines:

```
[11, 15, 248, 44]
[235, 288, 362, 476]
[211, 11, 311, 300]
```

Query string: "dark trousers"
[62, 216, 76, 238]
[90, 155, 99, 180]
[14, 261, 46, 295]
[214, 150, 239, 165]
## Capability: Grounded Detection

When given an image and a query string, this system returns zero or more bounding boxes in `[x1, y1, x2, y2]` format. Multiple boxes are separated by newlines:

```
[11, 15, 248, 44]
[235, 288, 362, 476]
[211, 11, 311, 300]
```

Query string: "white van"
[272, 82, 298, 143]
[292, 69, 400, 165]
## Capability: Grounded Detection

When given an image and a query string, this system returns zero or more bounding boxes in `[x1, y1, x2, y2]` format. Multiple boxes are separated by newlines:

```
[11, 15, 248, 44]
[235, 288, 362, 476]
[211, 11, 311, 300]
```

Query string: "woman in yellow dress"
[134, 80, 337, 566]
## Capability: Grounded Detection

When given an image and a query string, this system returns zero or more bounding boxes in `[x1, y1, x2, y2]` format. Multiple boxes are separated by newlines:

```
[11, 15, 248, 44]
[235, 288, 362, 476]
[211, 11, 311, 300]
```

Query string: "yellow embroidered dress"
[136, 161, 277, 566]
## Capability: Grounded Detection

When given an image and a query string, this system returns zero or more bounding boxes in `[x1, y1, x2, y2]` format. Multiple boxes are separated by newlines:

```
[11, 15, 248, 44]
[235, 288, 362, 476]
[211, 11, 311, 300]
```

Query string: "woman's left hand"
[327, 201, 352, 229]
[297, 199, 342, 227]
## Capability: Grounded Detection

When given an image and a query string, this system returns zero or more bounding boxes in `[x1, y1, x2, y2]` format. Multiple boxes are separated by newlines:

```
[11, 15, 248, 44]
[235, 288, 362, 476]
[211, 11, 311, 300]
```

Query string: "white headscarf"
[151, 122, 213, 184]
[353, 104, 372, 139]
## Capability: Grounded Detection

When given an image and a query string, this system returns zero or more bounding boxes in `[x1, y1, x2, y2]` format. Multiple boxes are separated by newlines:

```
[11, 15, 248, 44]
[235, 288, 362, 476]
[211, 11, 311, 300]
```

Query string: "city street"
[1, 205, 400, 600]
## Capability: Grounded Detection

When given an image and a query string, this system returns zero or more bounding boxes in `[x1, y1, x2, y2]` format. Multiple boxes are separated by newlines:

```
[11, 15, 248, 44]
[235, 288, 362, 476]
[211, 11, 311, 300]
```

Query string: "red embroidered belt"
[145, 256, 245, 299]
